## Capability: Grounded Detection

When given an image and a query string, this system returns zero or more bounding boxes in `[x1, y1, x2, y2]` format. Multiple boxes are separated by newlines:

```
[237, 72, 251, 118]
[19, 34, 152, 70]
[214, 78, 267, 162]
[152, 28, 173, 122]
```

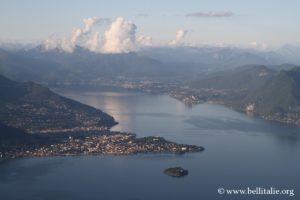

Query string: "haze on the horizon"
[0, 0, 299, 51]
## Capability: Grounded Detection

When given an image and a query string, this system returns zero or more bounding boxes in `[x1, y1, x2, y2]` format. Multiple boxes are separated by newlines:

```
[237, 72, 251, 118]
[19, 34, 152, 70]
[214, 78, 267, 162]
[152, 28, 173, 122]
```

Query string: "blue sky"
[1, 0, 299, 48]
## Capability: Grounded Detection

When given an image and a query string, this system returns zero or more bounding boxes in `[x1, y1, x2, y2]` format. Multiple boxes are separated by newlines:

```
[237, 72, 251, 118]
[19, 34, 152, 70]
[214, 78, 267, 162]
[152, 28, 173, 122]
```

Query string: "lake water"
[0, 91, 299, 200]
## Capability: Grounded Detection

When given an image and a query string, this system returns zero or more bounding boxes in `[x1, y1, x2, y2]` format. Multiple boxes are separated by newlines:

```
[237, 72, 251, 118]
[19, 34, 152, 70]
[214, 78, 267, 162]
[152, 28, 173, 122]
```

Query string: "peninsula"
[0, 131, 204, 160]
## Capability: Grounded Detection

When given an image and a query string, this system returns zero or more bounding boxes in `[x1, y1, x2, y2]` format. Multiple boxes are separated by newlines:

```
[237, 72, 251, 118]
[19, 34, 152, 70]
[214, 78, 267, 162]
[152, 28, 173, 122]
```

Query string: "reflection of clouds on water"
[57, 90, 134, 132]
[99, 94, 135, 132]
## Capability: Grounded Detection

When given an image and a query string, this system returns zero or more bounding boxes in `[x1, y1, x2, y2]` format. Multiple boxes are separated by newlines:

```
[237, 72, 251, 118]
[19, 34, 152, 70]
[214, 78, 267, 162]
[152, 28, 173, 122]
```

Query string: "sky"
[0, 0, 299, 50]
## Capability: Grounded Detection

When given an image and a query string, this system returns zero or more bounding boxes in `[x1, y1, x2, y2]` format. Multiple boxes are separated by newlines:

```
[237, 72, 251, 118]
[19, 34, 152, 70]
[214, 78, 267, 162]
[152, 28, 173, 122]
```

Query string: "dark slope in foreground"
[0, 74, 117, 133]
[0, 123, 44, 152]
[0, 123, 33, 144]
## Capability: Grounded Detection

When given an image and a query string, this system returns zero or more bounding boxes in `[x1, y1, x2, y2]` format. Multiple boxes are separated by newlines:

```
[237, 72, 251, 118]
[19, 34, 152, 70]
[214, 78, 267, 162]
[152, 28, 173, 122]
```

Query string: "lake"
[0, 90, 299, 200]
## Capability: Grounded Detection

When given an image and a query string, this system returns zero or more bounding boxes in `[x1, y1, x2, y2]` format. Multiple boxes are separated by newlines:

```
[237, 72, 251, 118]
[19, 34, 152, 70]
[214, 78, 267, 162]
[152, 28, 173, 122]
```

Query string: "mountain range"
[1, 44, 300, 126]
[1, 45, 300, 86]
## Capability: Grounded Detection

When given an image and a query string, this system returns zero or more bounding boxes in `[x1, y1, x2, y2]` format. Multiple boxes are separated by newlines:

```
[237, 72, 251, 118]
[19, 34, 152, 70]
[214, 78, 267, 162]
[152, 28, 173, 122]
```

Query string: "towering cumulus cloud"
[44, 17, 106, 52]
[103, 17, 137, 53]
[86, 32, 102, 53]
[43, 16, 152, 53]
[70, 17, 105, 50]
[170, 29, 188, 45]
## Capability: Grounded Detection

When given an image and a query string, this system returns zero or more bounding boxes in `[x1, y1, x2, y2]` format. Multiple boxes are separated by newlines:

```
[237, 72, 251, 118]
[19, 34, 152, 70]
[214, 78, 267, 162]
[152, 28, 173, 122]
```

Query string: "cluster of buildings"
[1, 133, 203, 159]
[170, 88, 229, 105]
[2, 102, 112, 133]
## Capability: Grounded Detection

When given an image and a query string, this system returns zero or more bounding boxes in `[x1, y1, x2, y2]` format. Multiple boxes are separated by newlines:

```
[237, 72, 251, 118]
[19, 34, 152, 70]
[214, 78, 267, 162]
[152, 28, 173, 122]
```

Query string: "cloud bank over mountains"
[44, 17, 109, 53]
[42, 14, 270, 54]
[43, 16, 187, 54]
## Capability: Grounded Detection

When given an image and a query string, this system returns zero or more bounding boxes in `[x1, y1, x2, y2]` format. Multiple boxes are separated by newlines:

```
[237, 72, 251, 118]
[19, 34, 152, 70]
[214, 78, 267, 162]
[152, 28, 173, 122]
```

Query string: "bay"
[0, 90, 299, 200]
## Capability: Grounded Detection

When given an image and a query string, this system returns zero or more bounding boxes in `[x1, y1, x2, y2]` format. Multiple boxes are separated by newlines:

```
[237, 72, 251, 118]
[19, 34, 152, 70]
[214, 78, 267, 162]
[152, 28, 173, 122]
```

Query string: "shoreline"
[52, 86, 300, 127]
[0, 131, 204, 161]
[170, 94, 300, 127]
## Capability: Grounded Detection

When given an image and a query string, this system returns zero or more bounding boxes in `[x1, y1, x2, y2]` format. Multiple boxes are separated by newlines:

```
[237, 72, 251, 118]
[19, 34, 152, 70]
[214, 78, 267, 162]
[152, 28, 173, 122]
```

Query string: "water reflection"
[55, 90, 136, 132]
[1, 90, 300, 200]
[56, 89, 300, 144]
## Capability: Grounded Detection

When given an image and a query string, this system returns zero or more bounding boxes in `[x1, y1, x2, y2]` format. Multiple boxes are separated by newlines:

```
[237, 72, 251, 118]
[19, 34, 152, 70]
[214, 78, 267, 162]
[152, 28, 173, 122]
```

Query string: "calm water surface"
[0, 90, 299, 200]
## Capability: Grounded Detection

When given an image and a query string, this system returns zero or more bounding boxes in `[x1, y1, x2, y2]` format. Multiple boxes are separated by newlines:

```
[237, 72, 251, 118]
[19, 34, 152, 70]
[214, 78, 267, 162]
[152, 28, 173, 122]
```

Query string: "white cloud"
[44, 17, 108, 53]
[43, 36, 60, 50]
[70, 28, 83, 46]
[82, 17, 102, 33]
[137, 35, 153, 46]
[60, 38, 74, 53]
[69, 17, 108, 49]
[249, 41, 268, 50]
[170, 29, 188, 45]
[43, 36, 73, 53]
[103, 17, 137, 53]
[85, 32, 102, 53]
[43, 16, 157, 53]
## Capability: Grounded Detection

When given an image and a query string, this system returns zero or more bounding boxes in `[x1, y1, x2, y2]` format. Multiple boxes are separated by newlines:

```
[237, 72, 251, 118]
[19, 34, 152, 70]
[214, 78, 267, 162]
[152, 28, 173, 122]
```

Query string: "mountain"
[277, 45, 300, 65]
[186, 65, 300, 125]
[0, 45, 295, 86]
[266, 63, 300, 71]
[190, 65, 276, 91]
[0, 74, 117, 133]
[0, 47, 187, 84]
[1, 45, 299, 89]
[139, 46, 285, 68]
[244, 67, 300, 117]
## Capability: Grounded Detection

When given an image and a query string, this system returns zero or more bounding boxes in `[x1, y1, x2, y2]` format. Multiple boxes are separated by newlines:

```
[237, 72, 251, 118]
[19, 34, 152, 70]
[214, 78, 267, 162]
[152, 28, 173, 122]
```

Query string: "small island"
[164, 167, 189, 177]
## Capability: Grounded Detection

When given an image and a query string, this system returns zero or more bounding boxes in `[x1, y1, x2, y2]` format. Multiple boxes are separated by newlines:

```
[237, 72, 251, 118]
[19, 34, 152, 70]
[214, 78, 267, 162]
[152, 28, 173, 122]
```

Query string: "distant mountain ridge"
[0, 47, 175, 83]
[1, 45, 299, 86]
[190, 64, 276, 91]
[139, 46, 294, 67]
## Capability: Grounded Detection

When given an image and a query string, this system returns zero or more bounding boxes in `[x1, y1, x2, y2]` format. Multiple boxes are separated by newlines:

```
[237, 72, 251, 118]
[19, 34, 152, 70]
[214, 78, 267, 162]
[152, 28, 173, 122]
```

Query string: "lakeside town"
[0, 132, 204, 160]
[170, 87, 300, 126]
